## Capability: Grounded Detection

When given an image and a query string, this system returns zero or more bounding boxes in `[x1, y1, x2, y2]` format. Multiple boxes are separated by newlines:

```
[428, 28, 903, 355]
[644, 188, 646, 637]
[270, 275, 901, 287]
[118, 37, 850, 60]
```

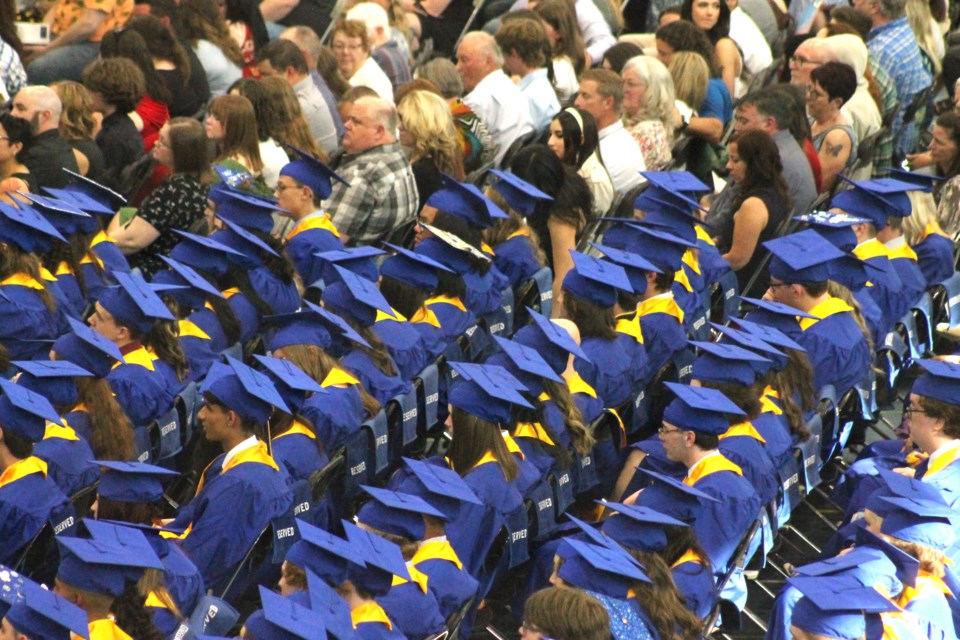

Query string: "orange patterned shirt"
[52, 0, 133, 42]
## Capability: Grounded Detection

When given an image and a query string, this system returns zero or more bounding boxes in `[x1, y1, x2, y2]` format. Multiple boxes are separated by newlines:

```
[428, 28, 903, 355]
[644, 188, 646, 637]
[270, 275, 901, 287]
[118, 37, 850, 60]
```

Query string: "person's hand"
[905, 151, 934, 170]
[892, 466, 916, 477]
[622, 489, 641, 505]
[20, 44, 49, 63]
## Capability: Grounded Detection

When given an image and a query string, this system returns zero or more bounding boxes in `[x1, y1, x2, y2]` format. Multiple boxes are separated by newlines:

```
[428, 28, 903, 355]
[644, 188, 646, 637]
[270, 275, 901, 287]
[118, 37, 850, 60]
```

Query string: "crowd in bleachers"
[3, 0, 960, 637]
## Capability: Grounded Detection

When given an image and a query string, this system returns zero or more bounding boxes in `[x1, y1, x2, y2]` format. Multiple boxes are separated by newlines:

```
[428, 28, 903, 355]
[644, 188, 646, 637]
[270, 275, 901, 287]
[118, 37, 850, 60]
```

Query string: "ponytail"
[542, 377, 594, 456]
[145, 319, 189, 382]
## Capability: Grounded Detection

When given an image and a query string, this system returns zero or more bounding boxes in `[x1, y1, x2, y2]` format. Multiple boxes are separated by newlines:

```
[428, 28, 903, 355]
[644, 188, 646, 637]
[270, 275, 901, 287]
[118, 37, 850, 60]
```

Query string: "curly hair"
[728, 129, 791, 214]
[76, 376, 136, 461]
[82, 58, 146, 113]
[111, 582, 164, 640]
[100, 27, 172, 105]
[397, 90, 464, 180]
[51, 81, 98, 141]
[127, 15, 192, 86]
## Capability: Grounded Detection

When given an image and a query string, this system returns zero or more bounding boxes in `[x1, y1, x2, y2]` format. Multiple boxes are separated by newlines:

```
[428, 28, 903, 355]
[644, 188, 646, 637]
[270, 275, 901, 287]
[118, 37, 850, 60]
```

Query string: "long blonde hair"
[902, 190, 943, 245]
[668, 52, 708, 112]
[905, 0, 941, 74]
[397, 90, 465, 180]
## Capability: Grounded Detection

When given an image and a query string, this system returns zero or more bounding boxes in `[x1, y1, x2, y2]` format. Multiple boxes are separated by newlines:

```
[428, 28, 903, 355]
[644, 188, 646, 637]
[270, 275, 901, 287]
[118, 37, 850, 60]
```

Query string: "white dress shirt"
[597, 120, 646, 193]
[464, 69, 534, 164]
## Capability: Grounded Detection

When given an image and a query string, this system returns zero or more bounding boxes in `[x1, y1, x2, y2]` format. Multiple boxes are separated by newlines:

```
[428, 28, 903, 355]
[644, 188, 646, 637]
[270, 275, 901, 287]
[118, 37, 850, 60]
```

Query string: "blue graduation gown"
[51, 264, 86, 319]
[853, 239, 908, 338]
[492, 234, 541, 289]
[425, 295, 476, 344]
[697, 233, 733, 286]
[852, 286, 884, 346]
[283, 213, 344, 286]
[615, 314, 652, 391]
[299, 371, 365, 450]
[271, 422, 329, 483]
[107, 344, 176, 426]
[636, 293, 688, 376]
[751, 396, 795, 473]
[373, 311, 429, 381]
[32, 421, 98, 497]
[410, 308, 448, 360]
[0, 457, 73, 565]
[227, 268, 302, 342]
[352, 601, 407, 640]
[178, 319, 217, 382]
[588, 591, 657, 640]
[913, 232, 954, 285]
[575, 336, 633, 408]
[463, 266, 507, 317]
[887, 246, 927, 309]
[145, 539, 204, 637]
[170, 441, 293, 589]
[413, 538, 479, 619]
[0, 274, 67, 360]
[718, 422, 779, 506]
[186, 307, 232, 354]
[89, 231, 130, 274]
[796, 297, 871, 396]
[377, 568, 446, 639]
[671, 551, 716, 620]
[340, 348, 411, 406]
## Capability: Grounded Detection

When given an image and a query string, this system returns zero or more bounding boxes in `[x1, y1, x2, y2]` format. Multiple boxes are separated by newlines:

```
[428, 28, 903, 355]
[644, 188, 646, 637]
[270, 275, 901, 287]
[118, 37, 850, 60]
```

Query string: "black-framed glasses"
[658, 425, 685, 434]
[903, 407, 927, 418]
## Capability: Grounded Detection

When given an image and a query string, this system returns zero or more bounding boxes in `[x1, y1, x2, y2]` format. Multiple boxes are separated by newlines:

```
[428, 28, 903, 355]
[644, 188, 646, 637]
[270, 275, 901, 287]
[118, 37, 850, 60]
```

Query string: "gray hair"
[417, 58, 464, 99]
[622, 55, 676, 128]
[870, 0, 906, 19]
[18, 85, 62, 119]
[280, 25, 323, 63]
[462, 31, 504, 67]
[358, 95, 398, 133]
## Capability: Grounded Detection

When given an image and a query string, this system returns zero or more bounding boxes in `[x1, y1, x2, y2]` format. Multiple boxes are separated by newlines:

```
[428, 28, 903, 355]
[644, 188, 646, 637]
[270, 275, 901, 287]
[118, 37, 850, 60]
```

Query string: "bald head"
[12, 86, 62, 134]
[456, 31, 503, 93]
[789, 38, 830, 86]
[280, 25, 322, 70]
[341, 95, 397, 154]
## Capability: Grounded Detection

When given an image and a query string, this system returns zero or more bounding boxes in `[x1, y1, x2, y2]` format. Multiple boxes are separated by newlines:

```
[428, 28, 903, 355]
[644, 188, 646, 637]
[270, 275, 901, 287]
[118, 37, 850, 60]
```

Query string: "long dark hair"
[532, 0, 585, 74]
[551, 107, 601, 169]
[729, 129, 791, 212]
[562, 290, 617, 340]
[100, 28, 172, 105]
[511, 144, 592, 230]
[447, 406, 519, 481]
[934, 111, 960, 185]
[0, 112, 33, 161]
[127, 15, 192, 87]
[0, 0, 22, 57]
[680, 0, 731, 42]
[656, 20, 720, 78]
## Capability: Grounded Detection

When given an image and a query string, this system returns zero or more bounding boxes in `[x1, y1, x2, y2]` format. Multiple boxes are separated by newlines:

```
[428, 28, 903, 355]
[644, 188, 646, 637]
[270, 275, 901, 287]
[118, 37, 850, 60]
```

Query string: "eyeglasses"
[658, 425, 686, 434]
[790, 55, 822, 68]
[332, 43, 363, 52]
[903, 407, 928, 418]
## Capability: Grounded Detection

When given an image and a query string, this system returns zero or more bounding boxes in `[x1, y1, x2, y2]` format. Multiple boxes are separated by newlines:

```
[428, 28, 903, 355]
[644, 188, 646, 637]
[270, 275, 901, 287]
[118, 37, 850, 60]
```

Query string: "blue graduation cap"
[44, 186, 115, 217]
[265, 308, 334, 352]
[853, 526, 919, 589]
[19, 192, 93, 236]
[157, 256, 224, 300]
[640, 171, 709, 194]
[51, 316, 125, 378]
[379, 242, 452, 291]
[214, 189, 285, 234]
[322, 265, 394, 327]
[427, 174, 508, 228]
[357, 485, 447, 540]
[280, 146, 349, 200]
[448, 362, 533, 424]
[0, 200, 65, 253]
[691, 340, 773, 385]
[342, 520, 411, 595]
[731, 318, 804, 354]
[885, 168, 942, 192]
[56, 524, 163, 597]
[662, 382, 744, 435]
[0, 378, 63, 442]
[877, 495, 956, 551]
[286, 519, 359, 587]
[556, 538, 649, 598]
[415, 228, 488, 275]
[12, 360, 92, 409]
[738, 296, 813, 335]
[399, 456, 482, 520]
[96, 460, 179, 503]
[3, 577, 89, 640]
[616, 222, 695, 272]
[828, 253, 887, 291]
[201, 356, 291, 424]
[489, 169, 553, 216]
[912, 359, 960, 407]
[304, 570, 357, 640]
[169, 229, 243, 277]
[312, 246, 384, 284]
[830, 177, 913, 229]
[491, 335, 564, 390]
[61, 169, 126, 210]
[789, 575, 899, 640]
[253, 354, 323, 414]
[214, 221, 280, 269]
[98, 271, 175, 334]
[793, 210, 869, 253]
[564, 514, 623, 552]
[562, 250, 633, 306]
[763, 229, 845, 283]
[633, 467, 718, 524]
[710, 323, 787, 371]
[590, 242, 662, 295]
[512, 308, 589, 374]
[598, 500, 687, 552]
[635, 184, 706, 217]
[244, 587, 328, 640]
[302, 301, 371, 349]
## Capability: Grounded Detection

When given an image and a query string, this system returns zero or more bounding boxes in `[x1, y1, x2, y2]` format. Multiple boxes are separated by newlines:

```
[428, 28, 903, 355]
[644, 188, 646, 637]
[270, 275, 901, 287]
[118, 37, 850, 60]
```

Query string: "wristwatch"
[679, 114, 690, 131]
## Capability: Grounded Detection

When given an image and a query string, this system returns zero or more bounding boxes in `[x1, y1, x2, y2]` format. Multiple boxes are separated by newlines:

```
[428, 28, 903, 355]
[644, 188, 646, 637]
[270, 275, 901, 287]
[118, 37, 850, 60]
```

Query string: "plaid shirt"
[870, 57, 899, 177]
[868, 17, 932, 158]
[325, 141, 418, 246]
[0, 40, 25, 100]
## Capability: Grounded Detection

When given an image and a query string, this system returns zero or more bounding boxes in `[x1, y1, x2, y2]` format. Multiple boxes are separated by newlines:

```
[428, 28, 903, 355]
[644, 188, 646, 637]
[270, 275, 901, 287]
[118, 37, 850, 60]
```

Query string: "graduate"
[91, 462, 203, 637]
[275, 147, 346, 286]
[12, 360, 99, 497]
[91, 271, 188, 429]
[166, 357, 294, 591]
[320, 266, 412, 404]
[902, 192, 955, 285]
[242, 585, 330, 640]
[265, 302, 377, 452]
[0, 572, 90, 640]
[483, 170, 548, 291]
[55, 520, 166, 639]
[414, 230, 479, 344]
[761, 230, 872, 396]
[0, 379, 75, 565]
[0, 202, 70, 361]
[787, 576, 906, 640]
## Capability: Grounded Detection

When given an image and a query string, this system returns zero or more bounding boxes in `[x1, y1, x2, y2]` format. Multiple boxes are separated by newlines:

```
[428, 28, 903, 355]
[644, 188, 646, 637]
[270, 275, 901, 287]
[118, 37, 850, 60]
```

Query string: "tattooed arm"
[817, 128, 853, 194]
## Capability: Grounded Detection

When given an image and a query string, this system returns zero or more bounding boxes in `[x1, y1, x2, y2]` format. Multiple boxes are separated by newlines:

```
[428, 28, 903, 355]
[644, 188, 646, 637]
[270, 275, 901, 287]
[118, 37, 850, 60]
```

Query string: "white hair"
[346, 2, 390, 35]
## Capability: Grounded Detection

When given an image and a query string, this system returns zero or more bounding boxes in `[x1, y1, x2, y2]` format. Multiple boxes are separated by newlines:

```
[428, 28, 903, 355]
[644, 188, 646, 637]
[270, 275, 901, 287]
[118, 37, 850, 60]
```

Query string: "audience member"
[82, 57, 146, 188]
[681, 0, 743, 98]
[574, 68, 646, 193]
[346, 2, 412, 93]
[818, 34, 883, 146]
[326, 95, 418, 245]
[930, 111, 960, 234]
[279, 25, 345, 137]
[205, 94, 264, 177]
[12, 86, 80, 189]
[51, 80, 107, 181]
[532, 0, 585, 102]
[397, 89, 466, 211]
[315, 44, 352, 100]
[228, 78, 299, 188]
[0, 5, 25, 101]
[621, 55, 676, 171]
[331, 19, 394, 100]
[495, 17, 560, 133]
[177, 0, 244, 96]
[600, 41, 643, 73]
[807, 61, 858, 193]
[547, 106, 615, 215]
[728, 0, 772, 79]
[0, 113, 35, 193]
[522, 587, 611, 640]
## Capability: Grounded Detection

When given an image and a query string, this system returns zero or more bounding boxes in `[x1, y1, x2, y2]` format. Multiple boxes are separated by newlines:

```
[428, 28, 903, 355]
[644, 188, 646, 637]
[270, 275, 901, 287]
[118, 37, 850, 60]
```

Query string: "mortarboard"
[427, 174, 508, 228]
[342, 520, 410, 596]
[44, 187, 114, 217]
[244, 587, 328, 640]
[169, 230, 242, 277]
[201, 356, 291, 424]
[379, 242, 452, 291]
[0, 201, 65, 253]
[398, 456, 482, 520]
[61, 169, 126, 210]
[512, 308, 589, 374]
[215, 219, 280, 264]
[12, 360, 92, 409]
[911, 359, 960, 407]
[556, 539, 649, 598]
[0, 378, 63, 442]
[763, 229, 845, 283]
[661, 382, 744, 435]
[322, 265, 394, 327]
[690, 340, 772, 385]
[489, 169, 553, 216]
[19, 192, 92, 236]
[302, 301, 371, 348]
[51, 316, 125, 378]
[280, 146, 349, 200]
[562, 250, 633, 307]
[853, 527, 920, 589]
[264, 309, 334, 352]
[731, 318, 804, 353]
[157, 256, 225, 301]
[3, 578, 89, 640]
[828, 253, 886, 291]
[640, 171, 709, 193]
[633, 467, 717, 524]
[789, 575, 899, 640]
[877, 495, 956, 551]
[491, 335, 564, 390]
[614, 222, 694, 272]
[830, 177, 913, 229]
[95, 460, 179, 503]
[357, 485, 448, 540]
[303, 570, 357, 640]
[590, 242, 662, 295]
[448, 362, 533, 424]
[885, 168, 942, 192]
[634, 184, 706, 218]
[598, 500, 686, 552]
[414, 237, 474, 276]
[253, 354, 323, 414]
[286, 519, 359, 587]
[738, 296, 812, 335]
[312, 246, 384, 284]
[793, 210, 869, 253]
[710, 322, 787, 370]
[98, 271, 175, 334]
[213, 189, 284, 235]
[56, 524, 163, 597]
